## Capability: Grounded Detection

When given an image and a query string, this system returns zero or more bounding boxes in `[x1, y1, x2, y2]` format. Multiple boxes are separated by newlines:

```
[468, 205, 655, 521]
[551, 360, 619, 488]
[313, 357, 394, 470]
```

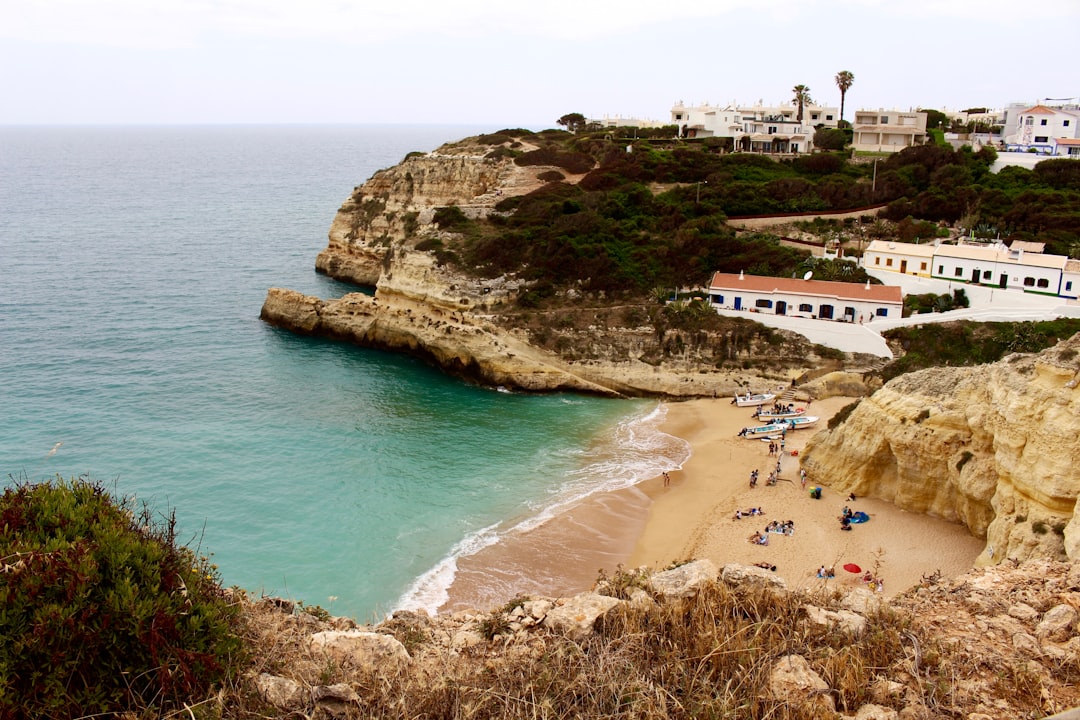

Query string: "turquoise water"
[1, 126, 686, 620]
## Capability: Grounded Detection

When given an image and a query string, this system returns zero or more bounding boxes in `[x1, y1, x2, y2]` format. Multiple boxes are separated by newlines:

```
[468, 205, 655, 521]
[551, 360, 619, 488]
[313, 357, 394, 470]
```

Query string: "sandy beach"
[628, 396, 985, 597]
[441, 394, 984, 612]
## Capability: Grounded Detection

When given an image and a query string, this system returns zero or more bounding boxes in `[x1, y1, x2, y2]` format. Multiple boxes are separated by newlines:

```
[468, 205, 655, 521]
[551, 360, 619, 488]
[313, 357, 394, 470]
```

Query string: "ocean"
[0, 125, 690, 621]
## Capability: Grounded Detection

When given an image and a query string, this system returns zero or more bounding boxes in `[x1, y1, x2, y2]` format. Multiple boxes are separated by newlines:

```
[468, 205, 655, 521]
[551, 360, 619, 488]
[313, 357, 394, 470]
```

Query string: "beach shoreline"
[439, 395, 984, 613]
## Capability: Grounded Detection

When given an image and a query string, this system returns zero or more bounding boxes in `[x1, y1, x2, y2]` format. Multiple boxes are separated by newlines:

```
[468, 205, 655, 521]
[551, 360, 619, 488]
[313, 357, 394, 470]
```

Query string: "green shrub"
[828, 399, 861, 430]
[0, 477, 244, 718]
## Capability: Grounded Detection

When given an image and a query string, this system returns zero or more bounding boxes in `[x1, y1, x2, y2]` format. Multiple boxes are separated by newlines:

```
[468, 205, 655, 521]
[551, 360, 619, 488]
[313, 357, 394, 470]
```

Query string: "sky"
[2, 0, 1078, 127]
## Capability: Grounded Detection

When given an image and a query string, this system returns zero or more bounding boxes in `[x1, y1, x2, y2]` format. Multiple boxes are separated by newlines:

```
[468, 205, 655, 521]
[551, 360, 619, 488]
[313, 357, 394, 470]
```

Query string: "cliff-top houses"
[864, 239, 1080, 300]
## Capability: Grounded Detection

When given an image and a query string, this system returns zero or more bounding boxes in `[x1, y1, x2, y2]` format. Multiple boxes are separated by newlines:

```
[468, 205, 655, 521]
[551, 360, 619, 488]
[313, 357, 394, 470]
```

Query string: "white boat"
[752, 406, 807, 421]
[732, 392, 776, 408]
[737, 422, 789, 438]
[782, 415, 820, 430]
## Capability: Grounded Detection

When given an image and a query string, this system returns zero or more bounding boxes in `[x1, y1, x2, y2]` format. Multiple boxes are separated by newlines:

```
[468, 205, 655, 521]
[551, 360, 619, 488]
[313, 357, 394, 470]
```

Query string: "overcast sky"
[2, 0, 1077, 127]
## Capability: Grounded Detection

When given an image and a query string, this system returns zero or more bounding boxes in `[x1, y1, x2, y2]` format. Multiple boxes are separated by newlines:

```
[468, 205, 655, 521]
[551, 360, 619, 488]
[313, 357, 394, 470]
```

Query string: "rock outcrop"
[801, 334, 1080, 565]
[240, 560, 1080, 719]
[261, 134, 837, 397]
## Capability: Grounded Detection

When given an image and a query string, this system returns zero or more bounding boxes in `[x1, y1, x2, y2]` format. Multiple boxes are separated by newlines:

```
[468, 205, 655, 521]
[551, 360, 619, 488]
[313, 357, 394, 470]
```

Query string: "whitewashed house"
[851, 110, 928, 152]
[866, 239, 1077, 297]
[670, 100, 839, 153]
[1004, 104, 1080, 155]
[708, 271, 903, 322]
[863, 240, 936, 278]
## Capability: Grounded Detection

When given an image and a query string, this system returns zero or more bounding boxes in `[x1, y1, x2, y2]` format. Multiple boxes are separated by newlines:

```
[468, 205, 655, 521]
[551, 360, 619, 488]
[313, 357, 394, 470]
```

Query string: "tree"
[792, 85, 812, 124]
[835, 70, 854, 124]
[923, 108, 949, 130]
[556, 113, 587, 133]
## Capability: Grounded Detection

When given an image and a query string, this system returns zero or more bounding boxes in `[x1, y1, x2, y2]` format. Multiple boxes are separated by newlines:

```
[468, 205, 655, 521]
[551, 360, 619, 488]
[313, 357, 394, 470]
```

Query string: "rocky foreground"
[239, 559, 1080, 719]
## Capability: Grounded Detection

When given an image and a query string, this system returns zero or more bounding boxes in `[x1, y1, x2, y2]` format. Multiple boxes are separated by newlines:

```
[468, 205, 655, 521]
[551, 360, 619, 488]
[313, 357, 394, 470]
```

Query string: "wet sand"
[441, 395, 984, 612]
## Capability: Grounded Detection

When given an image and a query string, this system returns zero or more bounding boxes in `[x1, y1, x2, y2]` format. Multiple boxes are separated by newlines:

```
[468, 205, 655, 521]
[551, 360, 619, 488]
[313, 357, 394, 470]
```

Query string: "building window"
[1035, 136, 1049, 143]
[876, 308, 888, 317]
[755, 299, 773, 309]
[938, 265, 944, 274]
[920, 262, 927, 271]
[1025, 117, 1033, 125]
[799, 303, 813, 313]
[1037, 278, 1049, 288]
[955, 267, 963, 277]
[885, 258, 893, 267]
[880, 116, 889, 124]
[811, 113, 819, 120]
[874, 257, 880, 265]
[1023, 277, 1035, 287]
[983, 270, 992, 280]
[826, 114, 834, 121]
[711, 294, 724, 304]
[1041, 119, 1048, 126]
[675, 114, 682, 120]
[1067, 281, 1074, 291]
[1066, 120, 1072, 127]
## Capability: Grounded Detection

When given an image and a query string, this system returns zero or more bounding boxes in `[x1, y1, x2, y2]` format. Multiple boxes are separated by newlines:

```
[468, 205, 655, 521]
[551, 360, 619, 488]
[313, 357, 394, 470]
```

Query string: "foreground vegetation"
[0, 477, 244, 719]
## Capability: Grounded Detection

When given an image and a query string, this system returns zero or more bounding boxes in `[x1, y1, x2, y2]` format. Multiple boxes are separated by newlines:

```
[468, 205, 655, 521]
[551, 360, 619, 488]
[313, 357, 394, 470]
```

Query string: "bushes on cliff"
[0, 477, 244, 718]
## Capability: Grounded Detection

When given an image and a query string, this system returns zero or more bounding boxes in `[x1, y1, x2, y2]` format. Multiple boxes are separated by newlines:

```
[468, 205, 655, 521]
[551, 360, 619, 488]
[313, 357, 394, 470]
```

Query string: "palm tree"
[835, 70, 855, 125]
[792, 84, 812, 124]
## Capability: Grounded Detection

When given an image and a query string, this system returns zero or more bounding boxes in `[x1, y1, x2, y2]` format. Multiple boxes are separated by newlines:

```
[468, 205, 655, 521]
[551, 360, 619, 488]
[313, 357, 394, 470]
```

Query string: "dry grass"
[185, 562, 1080, 719]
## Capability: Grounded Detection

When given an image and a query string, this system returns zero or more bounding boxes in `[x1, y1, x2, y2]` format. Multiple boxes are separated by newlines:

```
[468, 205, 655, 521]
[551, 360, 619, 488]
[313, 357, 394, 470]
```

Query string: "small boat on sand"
[753, 406, 806, 421]
[781, 415, 819, 430]
[737, 422, 788, 438]
[732, 392, 776, 408]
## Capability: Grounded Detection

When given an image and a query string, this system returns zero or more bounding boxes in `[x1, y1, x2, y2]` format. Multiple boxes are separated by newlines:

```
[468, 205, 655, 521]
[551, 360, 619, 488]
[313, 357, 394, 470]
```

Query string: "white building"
[851, 110, 928, 153]
[670, 100, 839, 153]
[865, 239, 1078, 299]
[708, 271, 903, 322]
[863, 240, 936, 278]
[1004, 104, 1080, 155]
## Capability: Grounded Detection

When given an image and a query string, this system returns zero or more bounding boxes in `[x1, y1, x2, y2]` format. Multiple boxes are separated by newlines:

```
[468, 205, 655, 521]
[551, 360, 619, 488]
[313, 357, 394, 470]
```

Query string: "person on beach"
[663, 471, 671, 487]
[800, 469, 807, 489]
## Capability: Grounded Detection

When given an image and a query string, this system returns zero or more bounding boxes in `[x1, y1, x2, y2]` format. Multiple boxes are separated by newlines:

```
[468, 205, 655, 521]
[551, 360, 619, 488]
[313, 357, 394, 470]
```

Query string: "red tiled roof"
[709, 272, 902, 303]
[1056, 138, 1080, 146]
[1022, 105, 1057, 115]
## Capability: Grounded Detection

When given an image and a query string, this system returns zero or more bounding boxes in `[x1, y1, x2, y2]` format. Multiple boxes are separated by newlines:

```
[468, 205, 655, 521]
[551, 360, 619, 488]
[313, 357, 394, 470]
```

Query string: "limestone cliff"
[263, 134, 838, 397]
[801, 333, 1080, 565]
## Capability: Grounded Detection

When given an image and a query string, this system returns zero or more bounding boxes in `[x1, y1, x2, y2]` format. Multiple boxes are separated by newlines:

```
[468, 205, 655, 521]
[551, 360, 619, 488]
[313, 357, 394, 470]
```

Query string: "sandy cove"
[440, 395, 983, 614]
[629, 396, 984, 597]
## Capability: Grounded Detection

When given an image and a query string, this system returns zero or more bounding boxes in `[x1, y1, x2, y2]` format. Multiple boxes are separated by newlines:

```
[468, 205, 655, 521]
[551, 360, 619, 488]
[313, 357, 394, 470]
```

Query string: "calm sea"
[0, 125, 688, 621]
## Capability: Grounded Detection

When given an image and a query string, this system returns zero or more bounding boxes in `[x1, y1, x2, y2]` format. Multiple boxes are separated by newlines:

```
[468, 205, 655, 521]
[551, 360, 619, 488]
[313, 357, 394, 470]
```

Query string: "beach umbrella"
[843, 563, 862, 574]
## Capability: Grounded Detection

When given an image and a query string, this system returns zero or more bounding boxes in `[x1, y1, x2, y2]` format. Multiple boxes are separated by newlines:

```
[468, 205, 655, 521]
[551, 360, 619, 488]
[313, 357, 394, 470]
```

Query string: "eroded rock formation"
[262, 135, 833, 397]
[801, 334, 1080, 564]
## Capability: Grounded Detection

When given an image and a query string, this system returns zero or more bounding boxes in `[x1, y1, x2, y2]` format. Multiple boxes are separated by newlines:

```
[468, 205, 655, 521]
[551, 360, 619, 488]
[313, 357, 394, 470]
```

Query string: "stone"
[1008, 603, 1040, 622]
[254, 673, 305, 710]
[767, 654, 834, 713]
[1036, 604, 1078, 642]
[523, 599, 553, 620]
[312, 683, 359, 717]
[649, 559, 718, 598]
[544, 592, 622, 641]
[804, 604, 867, 637]
[1012, 631, 1042, 657]
[720, 562, 788, 591]
[309, 630, 411, 673]
[854, 703, 899, 720]
[842, 587, 885, 615]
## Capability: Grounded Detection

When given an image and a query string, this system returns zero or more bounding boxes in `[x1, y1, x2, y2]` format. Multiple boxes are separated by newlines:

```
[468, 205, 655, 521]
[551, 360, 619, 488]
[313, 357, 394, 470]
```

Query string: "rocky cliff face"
[262, 135, 833, 397]
[802, 333, 1080, 565]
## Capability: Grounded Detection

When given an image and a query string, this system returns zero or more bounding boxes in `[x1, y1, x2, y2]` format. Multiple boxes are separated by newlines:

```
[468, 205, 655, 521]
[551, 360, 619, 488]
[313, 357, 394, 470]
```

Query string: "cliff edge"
[262, 133, 843, 397]
[802, 333, 1080, 565]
